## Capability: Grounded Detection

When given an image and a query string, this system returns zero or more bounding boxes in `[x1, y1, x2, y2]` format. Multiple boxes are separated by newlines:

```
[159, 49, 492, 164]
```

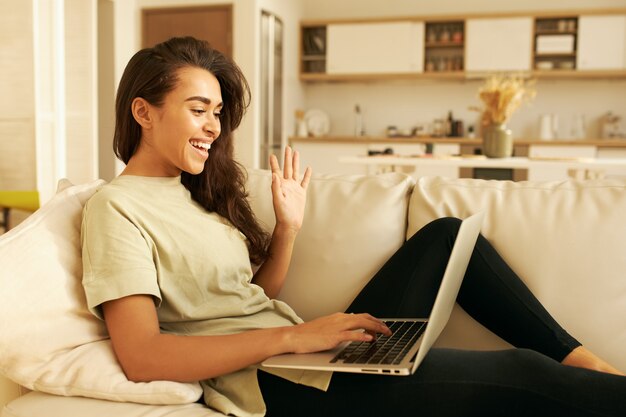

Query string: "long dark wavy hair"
[113, 37, 270, 264]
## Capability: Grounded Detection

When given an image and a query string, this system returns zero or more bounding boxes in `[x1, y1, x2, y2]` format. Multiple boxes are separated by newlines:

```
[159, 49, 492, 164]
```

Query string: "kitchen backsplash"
[302, 78, 626, 139]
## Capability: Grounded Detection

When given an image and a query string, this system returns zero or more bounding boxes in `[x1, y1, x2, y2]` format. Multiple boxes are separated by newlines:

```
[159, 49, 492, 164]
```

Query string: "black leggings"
[259, 218, 626, 417]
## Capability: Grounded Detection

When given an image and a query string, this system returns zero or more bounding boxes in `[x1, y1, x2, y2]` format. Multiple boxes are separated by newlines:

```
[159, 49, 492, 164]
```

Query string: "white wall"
[304, 78, 626, 140]
[0, 0, 36, 191]
[300, 0, 626, 140]
[0, 0, 98, 204]
[65, 0, 99, 185]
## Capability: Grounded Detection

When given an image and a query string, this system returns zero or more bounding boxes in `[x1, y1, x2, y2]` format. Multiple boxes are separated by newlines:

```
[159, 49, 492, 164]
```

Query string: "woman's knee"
[432, 216, 462, 231]
[407, 217, 461, 244]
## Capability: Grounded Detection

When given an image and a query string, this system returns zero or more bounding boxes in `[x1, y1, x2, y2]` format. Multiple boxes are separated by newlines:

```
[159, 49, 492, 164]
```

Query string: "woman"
[81, 37, 625, 417]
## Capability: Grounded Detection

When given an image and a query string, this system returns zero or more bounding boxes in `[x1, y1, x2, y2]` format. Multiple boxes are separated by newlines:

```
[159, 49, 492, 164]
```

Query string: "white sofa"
[2, 171, 626, 417]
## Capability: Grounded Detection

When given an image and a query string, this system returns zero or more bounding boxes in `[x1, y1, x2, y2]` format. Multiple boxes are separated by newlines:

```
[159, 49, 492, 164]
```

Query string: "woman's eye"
[214, 112, 221, 119]
[191, 109, 206, 115]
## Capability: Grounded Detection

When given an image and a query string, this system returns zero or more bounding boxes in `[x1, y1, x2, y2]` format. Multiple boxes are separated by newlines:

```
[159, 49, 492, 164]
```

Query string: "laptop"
[262, 212, 484, 376]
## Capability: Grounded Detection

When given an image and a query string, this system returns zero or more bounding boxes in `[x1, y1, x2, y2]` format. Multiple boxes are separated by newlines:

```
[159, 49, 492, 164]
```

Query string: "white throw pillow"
[408, 176, 626, 372]
[246, 170, 415, 321]
[0, 180, 203, 404]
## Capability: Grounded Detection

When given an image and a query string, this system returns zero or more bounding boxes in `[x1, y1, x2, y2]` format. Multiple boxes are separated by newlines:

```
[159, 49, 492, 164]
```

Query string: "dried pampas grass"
[470, 74, 536, 126]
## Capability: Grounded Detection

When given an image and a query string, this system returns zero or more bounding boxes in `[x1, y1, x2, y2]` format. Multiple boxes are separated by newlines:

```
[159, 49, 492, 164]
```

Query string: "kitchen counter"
[290, 135, 626, 179]
[289, 136, 626, 147]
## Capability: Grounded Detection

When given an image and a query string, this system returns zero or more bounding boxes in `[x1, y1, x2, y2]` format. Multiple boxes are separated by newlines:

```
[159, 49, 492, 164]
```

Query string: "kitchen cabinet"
[293, 142, 369, 175]
[326, 22, 424, 74]
[424, 21, 465, 74]
[465, 17, 533, 72]
[527, 144, 596, 181]
[300, 9, 626, 81]
[290, 137, 626, 180]
[532, 16, 578, 71]
[577, 15, 626, 70]
[291, 140, 462, 177]
[301, 26, 327, 74]
[597, 147, 626, 179]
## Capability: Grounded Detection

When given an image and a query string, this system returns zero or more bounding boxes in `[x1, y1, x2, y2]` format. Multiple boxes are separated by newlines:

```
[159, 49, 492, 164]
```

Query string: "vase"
[482, 123, 513, 158]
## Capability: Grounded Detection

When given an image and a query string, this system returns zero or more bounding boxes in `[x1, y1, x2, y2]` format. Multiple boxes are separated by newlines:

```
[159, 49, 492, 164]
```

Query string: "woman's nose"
[203, 116, 220, 137]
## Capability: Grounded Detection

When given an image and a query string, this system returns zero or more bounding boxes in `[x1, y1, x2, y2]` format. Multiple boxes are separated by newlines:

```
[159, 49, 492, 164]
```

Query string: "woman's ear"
[131, 97, 153, 129]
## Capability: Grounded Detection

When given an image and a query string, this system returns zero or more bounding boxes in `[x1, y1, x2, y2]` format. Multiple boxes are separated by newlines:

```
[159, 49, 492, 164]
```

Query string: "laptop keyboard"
[330, 320, 426, 365]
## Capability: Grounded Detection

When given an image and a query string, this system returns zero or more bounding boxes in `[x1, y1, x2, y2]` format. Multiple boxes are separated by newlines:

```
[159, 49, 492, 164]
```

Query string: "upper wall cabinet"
[577, 15, 626, 70]
[465, 17, 533, 72]
[300, 9, 626, 81]
[326, 22, 424, 74]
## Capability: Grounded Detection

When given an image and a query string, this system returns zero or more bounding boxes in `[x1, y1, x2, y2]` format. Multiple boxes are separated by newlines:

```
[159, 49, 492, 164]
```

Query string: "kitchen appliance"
[600, 112, 624, 139]
[539, 114, 559, 140]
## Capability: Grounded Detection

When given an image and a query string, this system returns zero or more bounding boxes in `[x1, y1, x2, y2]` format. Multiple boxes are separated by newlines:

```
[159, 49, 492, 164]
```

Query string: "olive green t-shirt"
[81, 175, 331, 417]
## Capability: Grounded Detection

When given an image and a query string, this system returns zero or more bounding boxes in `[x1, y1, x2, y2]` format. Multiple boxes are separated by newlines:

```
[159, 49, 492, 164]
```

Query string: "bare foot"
[562, 346, 625, 376]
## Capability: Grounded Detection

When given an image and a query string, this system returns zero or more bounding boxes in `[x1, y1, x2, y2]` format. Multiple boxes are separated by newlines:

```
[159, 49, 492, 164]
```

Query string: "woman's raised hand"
[284, 313, 392, 354]
[269, 147, 312, 233]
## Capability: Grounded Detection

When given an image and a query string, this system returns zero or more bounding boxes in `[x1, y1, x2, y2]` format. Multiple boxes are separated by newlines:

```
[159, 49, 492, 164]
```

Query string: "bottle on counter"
[452, 120, 464, 137]
[354, 104, 365, 137]
[295, 109, 308, 137]
[446, 111, 454, 137]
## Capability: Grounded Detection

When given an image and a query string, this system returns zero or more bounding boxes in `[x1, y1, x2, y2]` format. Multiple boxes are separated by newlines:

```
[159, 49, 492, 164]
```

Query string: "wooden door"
[142, 5, 232, 57]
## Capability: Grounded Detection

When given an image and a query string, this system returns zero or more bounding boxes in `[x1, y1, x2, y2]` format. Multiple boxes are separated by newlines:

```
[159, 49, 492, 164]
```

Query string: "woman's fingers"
[343, 313, 391, 337]
[283, 146, 293, 179]
[292, 313, 392, 353]
[292, 149, 300, 181]
[341, 330, 375, 343]
[269, 153, 281, 176]
[270, 147, 312, 188]
[301, 167, 312, 189]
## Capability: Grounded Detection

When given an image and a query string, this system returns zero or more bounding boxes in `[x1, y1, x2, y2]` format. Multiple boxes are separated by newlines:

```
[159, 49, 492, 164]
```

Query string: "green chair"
[0, 191, 40, 232]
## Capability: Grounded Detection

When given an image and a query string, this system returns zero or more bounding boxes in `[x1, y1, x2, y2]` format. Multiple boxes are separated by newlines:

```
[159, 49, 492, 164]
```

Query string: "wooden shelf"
[535, 52, 576, 57]
[531, 69, 626, 79]
[302, 55, 326, 61]
[425, 42, 464, 48]
[289, 136, 626, 148]
[535, 29, 577, 35]
[300, 69, 626, 82]
[300, 71, 467, 82]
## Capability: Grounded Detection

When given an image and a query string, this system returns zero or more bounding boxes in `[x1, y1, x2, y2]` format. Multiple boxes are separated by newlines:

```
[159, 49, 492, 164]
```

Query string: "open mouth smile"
[190, 139, 211, 157]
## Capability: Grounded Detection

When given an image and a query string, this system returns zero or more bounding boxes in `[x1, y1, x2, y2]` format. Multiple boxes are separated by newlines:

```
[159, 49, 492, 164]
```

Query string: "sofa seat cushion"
[1, 392, 220, 417]
[246, 170, 415, 321]
[408, 176, 626, 372]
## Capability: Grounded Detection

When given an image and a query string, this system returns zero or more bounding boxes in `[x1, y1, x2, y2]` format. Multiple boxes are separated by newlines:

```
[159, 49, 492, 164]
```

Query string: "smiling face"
[124, 66, 223, 177]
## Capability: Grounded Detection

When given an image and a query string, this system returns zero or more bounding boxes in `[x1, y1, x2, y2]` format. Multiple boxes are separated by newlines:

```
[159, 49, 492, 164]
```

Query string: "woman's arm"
[103, 294, 389, 383]
[252, 147, 311, 298]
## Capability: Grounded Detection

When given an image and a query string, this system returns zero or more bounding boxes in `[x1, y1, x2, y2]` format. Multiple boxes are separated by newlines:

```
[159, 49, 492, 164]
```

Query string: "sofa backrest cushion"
[247, 170, 415, 321]
[408, 176, 626, 372]
[0, 180, 203, 404]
